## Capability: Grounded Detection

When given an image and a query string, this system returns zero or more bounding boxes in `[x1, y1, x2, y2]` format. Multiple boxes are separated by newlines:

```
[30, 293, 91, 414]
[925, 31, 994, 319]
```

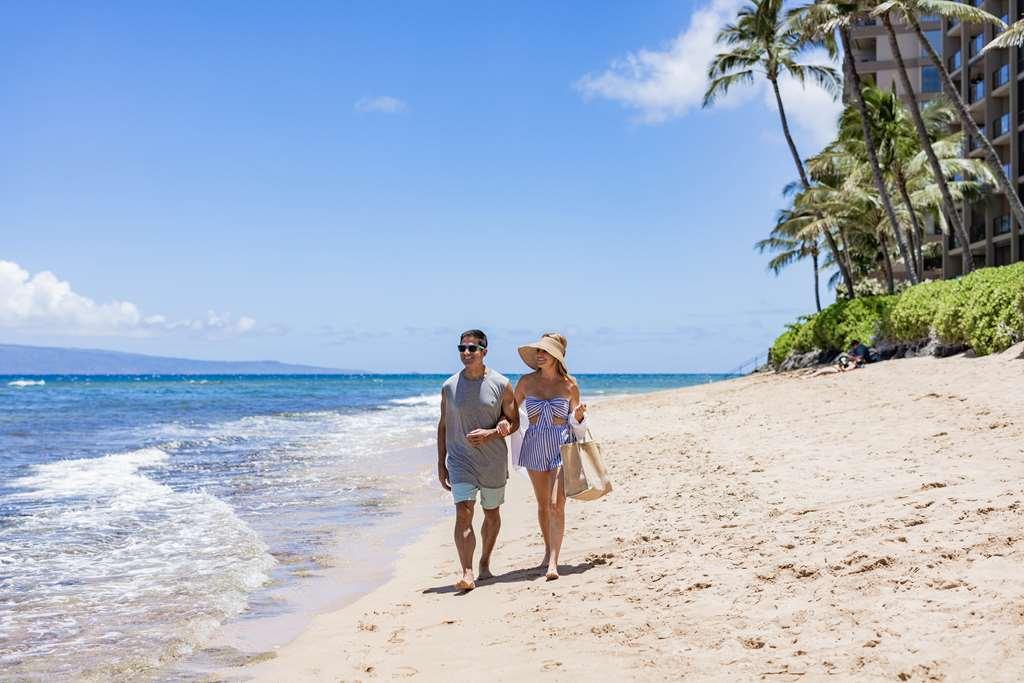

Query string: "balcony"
[949, 50, 962, 72]
[970, 221, 987, 243]
[969, 80, 986, 103]
[994, 63, 1011, 90]
[969, 34, 985, 59]
[994, 215, 1012, 235]
[993, 113, 1011, 138]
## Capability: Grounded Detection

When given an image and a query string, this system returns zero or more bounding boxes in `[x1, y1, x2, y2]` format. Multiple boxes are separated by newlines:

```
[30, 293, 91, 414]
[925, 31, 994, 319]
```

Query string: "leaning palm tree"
[790, 0, 921, 285]
[704, 0, 854, 293]
[876, 1, 1023, 253]
[757, 205, 825, 311]
[838, 85, 923, 282]
[870, 1, 977, 272]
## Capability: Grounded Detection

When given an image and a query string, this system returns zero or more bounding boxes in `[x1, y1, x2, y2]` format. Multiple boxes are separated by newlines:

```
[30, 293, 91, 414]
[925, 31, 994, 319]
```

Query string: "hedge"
[770, 262, 1024, 369]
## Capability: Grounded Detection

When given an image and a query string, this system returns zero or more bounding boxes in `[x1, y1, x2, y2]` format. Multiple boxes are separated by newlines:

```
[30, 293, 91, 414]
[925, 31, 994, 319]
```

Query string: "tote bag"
[560, 429, 612, 501]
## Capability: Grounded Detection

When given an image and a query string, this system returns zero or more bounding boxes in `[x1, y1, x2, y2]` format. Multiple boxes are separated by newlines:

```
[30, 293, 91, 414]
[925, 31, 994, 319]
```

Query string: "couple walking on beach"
[437, 329, 588, 591]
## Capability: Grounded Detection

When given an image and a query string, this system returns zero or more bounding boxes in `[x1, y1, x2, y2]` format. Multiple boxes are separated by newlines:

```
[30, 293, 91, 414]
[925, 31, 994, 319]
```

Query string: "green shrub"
[810, 296, 897, 353]
[937, 263, 1024, 355]
[770, 263, 1024, 369]
[888, 279, 956, 342]
[792, 316, 818, 353]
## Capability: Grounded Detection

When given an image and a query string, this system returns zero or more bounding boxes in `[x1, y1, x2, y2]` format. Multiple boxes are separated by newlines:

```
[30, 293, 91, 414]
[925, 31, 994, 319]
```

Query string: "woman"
[513, 333, 587, 580]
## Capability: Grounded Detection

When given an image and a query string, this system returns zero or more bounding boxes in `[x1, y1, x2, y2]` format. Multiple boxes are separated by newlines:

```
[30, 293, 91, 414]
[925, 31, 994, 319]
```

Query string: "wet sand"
[225, 347, 1024, 681]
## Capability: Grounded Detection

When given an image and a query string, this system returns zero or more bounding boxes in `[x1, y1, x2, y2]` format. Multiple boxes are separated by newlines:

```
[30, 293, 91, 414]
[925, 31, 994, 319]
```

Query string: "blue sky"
[2, 0, 841, 373]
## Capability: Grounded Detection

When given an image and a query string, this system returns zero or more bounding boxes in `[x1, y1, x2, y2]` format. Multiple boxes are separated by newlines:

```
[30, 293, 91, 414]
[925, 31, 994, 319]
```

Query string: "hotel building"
[848, 3, 1024, 278]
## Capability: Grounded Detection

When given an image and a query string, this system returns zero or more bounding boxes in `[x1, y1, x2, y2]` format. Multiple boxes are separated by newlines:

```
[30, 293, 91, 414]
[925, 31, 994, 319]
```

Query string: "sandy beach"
[227, 348, 1024, 682]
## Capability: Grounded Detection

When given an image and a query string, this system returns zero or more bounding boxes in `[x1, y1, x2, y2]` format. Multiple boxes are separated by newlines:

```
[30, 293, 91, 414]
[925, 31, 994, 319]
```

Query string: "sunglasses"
[457, 344, 485, 353]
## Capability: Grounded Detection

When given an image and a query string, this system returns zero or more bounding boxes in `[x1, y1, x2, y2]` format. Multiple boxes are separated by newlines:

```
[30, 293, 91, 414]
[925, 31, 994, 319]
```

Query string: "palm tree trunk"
[768, 75, 856, 296]
[838, 225, 857, 290]
[893, 165, 923, 283]
[911, 17, 1024, 267]
[883, 13, 972, 275]
[812, 247, 822, 312]
[878, 232, 896, 293]
[840, 27, 920, 285]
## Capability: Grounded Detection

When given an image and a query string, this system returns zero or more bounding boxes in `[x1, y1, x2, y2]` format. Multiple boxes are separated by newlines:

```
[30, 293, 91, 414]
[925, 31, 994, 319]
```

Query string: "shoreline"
[223, 349, 1024, 681]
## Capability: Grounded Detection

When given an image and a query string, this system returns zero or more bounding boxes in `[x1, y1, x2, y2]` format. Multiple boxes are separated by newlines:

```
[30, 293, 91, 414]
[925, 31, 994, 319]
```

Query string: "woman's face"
[535, 349, 552, 368]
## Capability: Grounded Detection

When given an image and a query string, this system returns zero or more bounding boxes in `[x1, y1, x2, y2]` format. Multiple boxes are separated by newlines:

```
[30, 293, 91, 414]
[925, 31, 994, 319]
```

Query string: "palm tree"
[870, 1, 975, 273]
[880, 1, 1023, 258]
[838, 84, 924, 282]
[790, 0, 921, 284]
[704, 0, 854, 293]
[757, 205, 825, 311]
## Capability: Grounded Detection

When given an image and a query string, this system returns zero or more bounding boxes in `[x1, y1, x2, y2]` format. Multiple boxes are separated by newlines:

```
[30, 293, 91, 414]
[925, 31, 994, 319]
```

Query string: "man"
[437, 329, 518, 591]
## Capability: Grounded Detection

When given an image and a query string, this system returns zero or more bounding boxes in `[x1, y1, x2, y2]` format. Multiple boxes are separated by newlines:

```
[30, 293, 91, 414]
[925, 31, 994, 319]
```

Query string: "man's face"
[459, 336, 487, 367]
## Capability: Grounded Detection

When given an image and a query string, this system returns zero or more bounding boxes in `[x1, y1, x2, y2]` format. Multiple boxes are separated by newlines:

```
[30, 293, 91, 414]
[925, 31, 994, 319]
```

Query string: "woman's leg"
[546, 467, 566, 580]
[528, 469, 553, 567]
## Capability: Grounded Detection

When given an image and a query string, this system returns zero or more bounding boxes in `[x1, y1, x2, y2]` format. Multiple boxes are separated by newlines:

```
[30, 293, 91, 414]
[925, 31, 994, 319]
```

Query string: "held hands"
[574, 403, 588, 422]
[465, 428, 496, 447]
[438, 464, 451, 491]
[494, 419, 512, 438]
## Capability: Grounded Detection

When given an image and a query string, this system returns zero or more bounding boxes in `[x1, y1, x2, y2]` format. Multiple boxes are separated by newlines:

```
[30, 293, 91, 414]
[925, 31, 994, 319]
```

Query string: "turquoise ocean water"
[0, 373, 735, 679]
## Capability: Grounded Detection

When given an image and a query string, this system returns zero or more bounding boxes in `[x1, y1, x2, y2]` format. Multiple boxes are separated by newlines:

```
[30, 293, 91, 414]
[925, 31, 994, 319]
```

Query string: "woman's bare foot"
[455, 569, 475, 591]
[537, 552, 550, 570]
[545, 565, 559, 581]
[477, 562, 494, 581]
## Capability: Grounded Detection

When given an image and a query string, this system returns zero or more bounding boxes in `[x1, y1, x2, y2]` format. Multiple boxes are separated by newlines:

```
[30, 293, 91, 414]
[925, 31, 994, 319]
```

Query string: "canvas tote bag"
[561, 428, 612, 501]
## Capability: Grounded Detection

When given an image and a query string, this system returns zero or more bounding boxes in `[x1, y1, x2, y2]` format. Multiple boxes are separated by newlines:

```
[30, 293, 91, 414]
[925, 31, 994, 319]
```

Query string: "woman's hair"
[542, 332, 575, 384]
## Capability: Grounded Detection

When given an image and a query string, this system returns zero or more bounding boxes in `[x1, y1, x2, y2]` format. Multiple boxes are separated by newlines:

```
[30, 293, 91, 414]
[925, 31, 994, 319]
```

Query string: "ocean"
[0, 373, 735, 680]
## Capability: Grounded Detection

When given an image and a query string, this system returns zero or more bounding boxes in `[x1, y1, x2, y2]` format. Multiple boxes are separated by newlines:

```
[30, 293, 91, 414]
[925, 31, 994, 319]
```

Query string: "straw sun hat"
[518, 333, 568, 372]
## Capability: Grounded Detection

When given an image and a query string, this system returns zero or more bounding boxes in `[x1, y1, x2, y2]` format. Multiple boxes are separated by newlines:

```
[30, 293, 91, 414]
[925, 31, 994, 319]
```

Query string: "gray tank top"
[442, 368, 511, 489]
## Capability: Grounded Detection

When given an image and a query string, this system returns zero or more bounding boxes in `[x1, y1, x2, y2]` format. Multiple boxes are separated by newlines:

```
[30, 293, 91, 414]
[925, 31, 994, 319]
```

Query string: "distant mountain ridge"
[0, 344, 357, 375]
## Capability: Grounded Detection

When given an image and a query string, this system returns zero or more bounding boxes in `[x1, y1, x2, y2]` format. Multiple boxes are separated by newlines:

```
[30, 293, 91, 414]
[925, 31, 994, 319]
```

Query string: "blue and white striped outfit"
[518, 396, 571, 471]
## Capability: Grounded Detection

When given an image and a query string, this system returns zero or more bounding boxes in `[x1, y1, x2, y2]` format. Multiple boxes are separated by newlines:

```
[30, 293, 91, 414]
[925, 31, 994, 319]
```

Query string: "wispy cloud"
[0, 260, 266, 339]
[354, 96, 408, 114]
[575, 0, 840, 146]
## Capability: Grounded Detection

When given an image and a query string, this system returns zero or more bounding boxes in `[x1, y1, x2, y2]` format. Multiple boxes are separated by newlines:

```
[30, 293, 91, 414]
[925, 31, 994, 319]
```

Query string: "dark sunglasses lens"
[458, 344, 483, 353]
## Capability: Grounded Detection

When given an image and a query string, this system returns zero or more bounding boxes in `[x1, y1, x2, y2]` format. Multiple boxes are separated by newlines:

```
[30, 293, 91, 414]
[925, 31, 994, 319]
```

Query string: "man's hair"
[460, 329, 488, 348]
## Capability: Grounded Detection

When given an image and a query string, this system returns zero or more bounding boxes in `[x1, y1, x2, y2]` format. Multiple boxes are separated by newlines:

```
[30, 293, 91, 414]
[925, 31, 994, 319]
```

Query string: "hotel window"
[921, 30, 942, 57]
[922, 66, 941, 93]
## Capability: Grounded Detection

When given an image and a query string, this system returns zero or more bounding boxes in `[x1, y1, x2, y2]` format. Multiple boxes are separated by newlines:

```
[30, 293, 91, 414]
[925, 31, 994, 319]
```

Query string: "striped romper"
[518, 396, 571, 471]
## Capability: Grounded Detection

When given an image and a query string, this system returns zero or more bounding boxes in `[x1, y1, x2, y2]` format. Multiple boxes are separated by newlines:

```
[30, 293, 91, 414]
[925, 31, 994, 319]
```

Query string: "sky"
[1, 0, 843, 373]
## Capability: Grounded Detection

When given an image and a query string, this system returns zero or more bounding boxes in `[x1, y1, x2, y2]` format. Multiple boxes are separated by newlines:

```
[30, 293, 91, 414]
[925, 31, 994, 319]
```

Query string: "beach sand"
[226, 348, 1024, 682]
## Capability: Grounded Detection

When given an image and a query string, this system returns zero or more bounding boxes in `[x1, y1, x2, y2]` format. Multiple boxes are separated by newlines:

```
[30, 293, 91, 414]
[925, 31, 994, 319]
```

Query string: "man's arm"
[437, 392, 450, 491]
[495, 384, 519, 437]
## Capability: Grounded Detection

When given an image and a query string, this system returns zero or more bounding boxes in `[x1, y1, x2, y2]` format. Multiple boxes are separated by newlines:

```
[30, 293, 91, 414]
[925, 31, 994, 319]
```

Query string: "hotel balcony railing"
[969, 34, 985, 59]
[994, 215, 1012, 235]
[993, 63, 1010, 89]
[969, 80, 986, 103]
[970, 222, 987, 243]
[949, 50, 962, 71]
[993, 113, 1011, 138]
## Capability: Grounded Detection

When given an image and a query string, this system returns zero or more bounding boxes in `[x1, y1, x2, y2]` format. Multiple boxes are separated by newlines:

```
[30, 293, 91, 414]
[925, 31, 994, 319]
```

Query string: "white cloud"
[575, 0, 749, 123]
[0, 260, 261, 339]
[575, 0, 840, 145]
[354, 96, 408, 114]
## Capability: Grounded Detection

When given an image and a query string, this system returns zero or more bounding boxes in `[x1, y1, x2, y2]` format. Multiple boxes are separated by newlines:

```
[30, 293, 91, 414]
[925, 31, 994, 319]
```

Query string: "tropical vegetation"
[710, 0, 1024, 368]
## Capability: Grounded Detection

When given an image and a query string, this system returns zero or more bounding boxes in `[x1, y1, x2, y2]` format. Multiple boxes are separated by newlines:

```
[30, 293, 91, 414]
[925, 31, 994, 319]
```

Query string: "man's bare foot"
[477, 563, 494, 581]
[537, 553, 550, 570]
[545, 565, 559, 581]
[455, 569, 475, 591]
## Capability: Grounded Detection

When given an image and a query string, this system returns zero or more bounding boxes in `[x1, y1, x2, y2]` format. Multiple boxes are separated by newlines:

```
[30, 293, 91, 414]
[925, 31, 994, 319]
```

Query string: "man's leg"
[477, 486, 505, 580]
[454, 500, 476, 590]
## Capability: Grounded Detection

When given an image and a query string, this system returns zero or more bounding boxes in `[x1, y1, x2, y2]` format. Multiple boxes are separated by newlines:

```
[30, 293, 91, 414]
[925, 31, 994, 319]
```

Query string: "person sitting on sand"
[512, 333, 587, 580]
[811, 339, 872, 377]
[437, 329, 518, 591]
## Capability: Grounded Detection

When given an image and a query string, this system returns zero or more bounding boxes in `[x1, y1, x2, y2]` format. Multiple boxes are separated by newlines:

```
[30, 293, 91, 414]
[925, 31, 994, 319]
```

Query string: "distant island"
[0, 343, 358, 375]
